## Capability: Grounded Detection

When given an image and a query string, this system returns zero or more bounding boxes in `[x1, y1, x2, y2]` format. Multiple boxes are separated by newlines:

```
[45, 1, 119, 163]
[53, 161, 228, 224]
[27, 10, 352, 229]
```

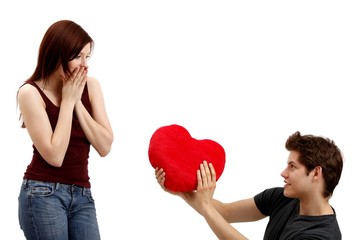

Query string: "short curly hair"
[285, 131, 343, 198]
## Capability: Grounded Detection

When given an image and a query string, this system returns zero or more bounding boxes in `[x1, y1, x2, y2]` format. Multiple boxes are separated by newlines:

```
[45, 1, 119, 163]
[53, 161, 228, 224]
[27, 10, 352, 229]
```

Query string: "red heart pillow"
[148, 124, 226, 192]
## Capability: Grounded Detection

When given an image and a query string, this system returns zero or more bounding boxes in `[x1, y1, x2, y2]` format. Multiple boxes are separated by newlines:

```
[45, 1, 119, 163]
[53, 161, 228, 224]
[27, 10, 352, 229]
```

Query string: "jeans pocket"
[83, 188, 95, 203]
[29, 182, 54, 197]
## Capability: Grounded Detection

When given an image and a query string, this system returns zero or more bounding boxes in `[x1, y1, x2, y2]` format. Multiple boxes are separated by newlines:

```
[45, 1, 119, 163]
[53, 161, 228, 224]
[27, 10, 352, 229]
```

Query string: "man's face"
[280, 151, 314, 199]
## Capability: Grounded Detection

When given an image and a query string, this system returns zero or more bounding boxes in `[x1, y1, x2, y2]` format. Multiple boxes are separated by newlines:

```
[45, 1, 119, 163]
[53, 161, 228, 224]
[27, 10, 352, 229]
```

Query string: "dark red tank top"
[23, 81, 92, 188]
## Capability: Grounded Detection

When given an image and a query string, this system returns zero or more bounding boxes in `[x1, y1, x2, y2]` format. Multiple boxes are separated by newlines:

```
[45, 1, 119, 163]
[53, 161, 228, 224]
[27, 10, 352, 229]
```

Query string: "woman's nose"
[80, 57, 88, 68]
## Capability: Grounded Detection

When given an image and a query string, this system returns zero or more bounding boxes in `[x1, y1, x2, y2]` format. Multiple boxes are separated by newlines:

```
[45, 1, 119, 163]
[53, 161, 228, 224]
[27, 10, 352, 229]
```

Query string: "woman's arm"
[74, 76, 114, 157]
[17, 72, 84, 167]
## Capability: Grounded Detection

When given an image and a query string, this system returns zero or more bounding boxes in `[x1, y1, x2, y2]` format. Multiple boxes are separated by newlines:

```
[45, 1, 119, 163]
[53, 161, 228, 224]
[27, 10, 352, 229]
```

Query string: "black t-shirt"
[254, 187, 341, 240]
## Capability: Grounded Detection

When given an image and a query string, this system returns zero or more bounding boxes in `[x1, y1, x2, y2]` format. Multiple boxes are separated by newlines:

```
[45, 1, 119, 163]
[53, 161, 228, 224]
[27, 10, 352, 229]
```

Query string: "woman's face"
[68, 42, 92, 72]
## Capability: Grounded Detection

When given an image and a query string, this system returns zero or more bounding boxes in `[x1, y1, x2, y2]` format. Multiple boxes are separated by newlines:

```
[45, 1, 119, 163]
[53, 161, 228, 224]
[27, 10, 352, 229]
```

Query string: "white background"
[1, 1, 359, 239]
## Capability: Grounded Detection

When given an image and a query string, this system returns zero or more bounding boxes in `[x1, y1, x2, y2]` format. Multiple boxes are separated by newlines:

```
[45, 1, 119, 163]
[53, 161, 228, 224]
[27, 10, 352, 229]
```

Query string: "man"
[155, 131, 343, 239]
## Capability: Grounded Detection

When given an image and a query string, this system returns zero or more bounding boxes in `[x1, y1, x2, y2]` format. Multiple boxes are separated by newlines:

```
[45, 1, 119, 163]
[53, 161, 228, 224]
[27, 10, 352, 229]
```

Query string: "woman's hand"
[61, 66, 87, 105]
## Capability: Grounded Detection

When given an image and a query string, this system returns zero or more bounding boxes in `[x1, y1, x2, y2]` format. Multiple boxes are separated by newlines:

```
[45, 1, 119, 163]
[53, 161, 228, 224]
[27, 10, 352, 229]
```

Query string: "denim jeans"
[18, 179, 101, 240]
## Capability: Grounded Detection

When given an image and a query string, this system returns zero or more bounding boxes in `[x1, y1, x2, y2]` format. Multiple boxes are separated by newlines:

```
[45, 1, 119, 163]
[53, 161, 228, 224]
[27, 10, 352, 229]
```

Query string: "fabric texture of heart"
[148, 124, 226, 192]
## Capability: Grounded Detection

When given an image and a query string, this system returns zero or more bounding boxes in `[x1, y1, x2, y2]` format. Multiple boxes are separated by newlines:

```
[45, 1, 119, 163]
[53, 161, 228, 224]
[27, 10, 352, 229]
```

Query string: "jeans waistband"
[22, 179, 90, 192]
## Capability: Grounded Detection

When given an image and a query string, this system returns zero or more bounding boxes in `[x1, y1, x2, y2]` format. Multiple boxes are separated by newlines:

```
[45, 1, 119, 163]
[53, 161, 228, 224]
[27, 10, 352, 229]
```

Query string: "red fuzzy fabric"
[148, 124, 226, 192]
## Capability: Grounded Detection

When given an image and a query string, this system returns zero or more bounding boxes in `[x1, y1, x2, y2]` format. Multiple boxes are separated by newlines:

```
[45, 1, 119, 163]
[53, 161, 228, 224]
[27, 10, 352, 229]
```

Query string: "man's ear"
[313, 166, 323, 179]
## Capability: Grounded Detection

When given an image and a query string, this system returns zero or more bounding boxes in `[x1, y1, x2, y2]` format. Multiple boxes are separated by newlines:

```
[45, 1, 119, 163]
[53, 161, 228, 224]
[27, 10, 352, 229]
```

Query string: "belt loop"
[55, 182, 60, 190]
[22, 179, 28, 187]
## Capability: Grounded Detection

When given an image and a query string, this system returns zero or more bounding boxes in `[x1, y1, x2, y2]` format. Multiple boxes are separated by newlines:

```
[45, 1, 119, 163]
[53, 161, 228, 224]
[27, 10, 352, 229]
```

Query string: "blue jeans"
[18, 179, 101, 240]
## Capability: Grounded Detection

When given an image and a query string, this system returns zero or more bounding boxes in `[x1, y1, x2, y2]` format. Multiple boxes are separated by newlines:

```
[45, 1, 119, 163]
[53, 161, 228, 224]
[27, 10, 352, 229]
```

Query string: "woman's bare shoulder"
[85, 76, 103, 101]
[17, 83, 39, 101]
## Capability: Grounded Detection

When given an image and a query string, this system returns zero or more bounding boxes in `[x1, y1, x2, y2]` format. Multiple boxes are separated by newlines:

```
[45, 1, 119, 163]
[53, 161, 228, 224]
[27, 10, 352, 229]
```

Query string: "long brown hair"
[17, 20, 94, 127]
[27, 20, 93, 84]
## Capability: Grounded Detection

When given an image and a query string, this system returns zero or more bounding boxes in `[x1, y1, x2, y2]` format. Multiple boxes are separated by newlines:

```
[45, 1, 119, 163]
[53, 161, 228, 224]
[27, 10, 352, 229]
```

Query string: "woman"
[17, 20, 114, 240]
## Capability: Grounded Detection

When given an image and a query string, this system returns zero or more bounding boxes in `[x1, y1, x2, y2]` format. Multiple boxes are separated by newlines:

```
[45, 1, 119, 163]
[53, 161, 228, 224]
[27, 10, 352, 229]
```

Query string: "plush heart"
[148, 124, 226, 192]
